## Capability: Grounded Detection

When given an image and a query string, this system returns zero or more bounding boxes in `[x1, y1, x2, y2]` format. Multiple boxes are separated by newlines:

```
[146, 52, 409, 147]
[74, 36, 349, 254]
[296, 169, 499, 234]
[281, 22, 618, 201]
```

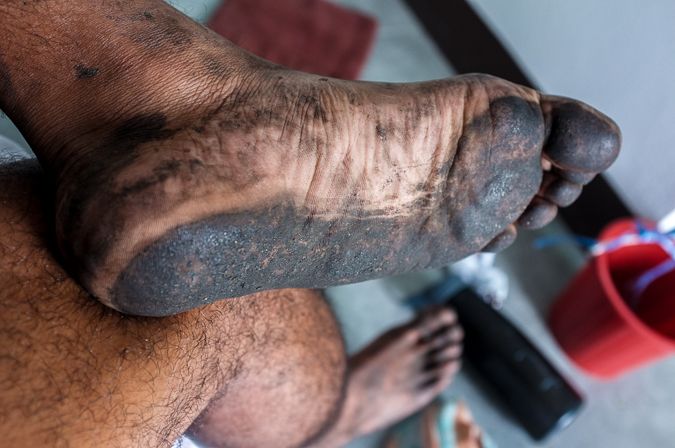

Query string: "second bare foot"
[307, 307, 463, 448]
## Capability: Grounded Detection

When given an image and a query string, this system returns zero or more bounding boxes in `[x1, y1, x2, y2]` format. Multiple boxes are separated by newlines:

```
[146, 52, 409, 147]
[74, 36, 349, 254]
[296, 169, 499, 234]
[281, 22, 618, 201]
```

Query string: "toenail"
[450, 326, 464, 340]
[439, 308, 457, 323]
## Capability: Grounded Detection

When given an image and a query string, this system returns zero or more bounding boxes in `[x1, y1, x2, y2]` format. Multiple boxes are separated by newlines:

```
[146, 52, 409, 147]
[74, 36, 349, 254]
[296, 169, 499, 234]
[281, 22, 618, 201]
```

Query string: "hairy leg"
[0, 0, 620, 316]
[188, 306, 463, 448]
[0, 159, 346, 448]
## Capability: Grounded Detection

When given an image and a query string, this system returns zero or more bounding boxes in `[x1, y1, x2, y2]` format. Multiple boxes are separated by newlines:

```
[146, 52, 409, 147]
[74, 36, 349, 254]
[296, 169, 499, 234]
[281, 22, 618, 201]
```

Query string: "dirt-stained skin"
[105, 93, 610, 316]
[49, 70, 620, 317]
[542, 98, 621, 173]
[0, 0, 621, 317]
[54, 112, 178, 285]
[0, 3, 622, 448]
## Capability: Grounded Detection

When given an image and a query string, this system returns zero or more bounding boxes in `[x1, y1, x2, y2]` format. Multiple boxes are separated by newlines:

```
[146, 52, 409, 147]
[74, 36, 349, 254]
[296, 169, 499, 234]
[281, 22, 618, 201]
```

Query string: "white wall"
[467, 0, 675, 222]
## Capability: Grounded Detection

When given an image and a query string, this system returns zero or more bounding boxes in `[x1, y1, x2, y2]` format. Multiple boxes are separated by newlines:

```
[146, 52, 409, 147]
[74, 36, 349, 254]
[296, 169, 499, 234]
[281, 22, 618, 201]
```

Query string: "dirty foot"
[0, 0, 621, 315]
[308, 307, 463, 448]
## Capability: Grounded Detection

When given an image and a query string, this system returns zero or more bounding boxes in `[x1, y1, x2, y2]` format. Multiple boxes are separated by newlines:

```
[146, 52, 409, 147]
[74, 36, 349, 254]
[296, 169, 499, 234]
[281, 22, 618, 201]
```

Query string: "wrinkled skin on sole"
[59, 75, 619, 317]
[0, 0, 620, 316]
[112, 95, 547, 315]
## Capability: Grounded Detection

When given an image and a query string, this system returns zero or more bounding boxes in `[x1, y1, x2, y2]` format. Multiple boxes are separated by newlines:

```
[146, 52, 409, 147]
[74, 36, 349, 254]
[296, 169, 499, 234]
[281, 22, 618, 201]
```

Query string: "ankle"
[0, 0, 250, 159]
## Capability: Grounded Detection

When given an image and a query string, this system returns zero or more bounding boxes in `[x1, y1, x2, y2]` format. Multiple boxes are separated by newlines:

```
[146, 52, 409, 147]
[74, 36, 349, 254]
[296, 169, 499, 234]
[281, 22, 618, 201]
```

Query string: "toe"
[540, 95, 621, 173]
[482, 225, 517, 253]
[418, 359, 461, 391]
[424, 324, 464, 351]
[412, 306, 458, 343]
[538, 172, 583, 207]
[427, 342, 463, 365]
[517, 196, 558, 229]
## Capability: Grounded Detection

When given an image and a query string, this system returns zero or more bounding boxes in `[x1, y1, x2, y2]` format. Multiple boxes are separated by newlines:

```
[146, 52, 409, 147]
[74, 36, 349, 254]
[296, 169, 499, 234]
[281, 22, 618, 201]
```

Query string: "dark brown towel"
[208, 0, 378, 80]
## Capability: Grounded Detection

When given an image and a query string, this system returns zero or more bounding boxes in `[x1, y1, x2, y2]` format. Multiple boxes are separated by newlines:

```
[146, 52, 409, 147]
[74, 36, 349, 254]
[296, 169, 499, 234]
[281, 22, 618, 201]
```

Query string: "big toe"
[540, 95, 621, 173]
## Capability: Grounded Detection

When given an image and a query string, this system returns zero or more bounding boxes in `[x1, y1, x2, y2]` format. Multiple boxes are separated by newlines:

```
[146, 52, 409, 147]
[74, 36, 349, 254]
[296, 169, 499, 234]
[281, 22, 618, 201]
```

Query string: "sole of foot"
[54, 68, 619, 316]
[0, 1, 619, 315]
[0, 4, 617, 316]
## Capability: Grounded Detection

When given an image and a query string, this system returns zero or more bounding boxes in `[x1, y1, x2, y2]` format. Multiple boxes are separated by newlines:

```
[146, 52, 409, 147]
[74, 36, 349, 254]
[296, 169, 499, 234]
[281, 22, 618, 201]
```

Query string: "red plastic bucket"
[549, 219, 675, 379]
